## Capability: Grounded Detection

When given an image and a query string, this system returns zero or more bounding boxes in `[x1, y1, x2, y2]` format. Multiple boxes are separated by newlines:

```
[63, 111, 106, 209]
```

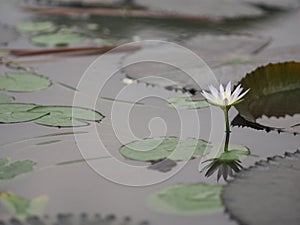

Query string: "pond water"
[0, 0, 299, 224]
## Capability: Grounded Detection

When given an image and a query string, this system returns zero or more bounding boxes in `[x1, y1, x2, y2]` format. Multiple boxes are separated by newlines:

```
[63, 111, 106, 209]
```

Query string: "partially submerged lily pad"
[0, 93, 14, 103]
[222, 150, 300, 225]
[29, 106, 104, 127]
[31, 31, 85, 47]
[17, 22, 55, 33]
[243, 0, 300, 10]
[147, 183, 223, 215]
[0, 158, 35, 180]
[234, 62, 300, 134]
[120, 137, 211, 162]
[0, 192, 48, 220]
[0, 73, 51, 92]
[168, 95, 209, 109]
[0, 103, 48, 123]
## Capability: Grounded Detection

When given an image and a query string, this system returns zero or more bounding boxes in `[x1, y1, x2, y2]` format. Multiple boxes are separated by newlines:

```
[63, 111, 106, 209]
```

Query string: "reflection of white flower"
[201, 82, 249, 107]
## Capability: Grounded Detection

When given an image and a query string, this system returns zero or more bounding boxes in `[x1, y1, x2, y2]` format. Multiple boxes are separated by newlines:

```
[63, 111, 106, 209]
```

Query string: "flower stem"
[223, 106, 231, 152]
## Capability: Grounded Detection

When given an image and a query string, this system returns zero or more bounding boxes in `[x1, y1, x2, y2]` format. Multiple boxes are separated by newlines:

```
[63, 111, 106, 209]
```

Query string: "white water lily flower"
[201, 82, 249, 107]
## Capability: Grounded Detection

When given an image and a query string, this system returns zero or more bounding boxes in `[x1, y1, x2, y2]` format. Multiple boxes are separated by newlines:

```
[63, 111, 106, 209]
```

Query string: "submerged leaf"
[0, 93, 14, 103]
[0, 103, 48, 123]
[29, 106, 104, 127]
[234, 62, 300, 134]
[147, 183, 223, 215]
[0, 158, 35, 180]
[120, 137, 211, 162]
[0, 73, 51, 92]
[31, 31, 85, 47]
[17, 22, 54, 33]
[0, 192, 48, 220]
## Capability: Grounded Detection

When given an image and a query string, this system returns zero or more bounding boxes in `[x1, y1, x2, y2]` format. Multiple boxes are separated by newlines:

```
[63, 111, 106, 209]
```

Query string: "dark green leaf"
[234, 62, 300, 134]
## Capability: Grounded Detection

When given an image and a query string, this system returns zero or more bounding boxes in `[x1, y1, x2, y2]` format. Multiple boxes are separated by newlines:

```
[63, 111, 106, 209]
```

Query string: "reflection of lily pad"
[0, 103, 48, 123]
[31, 31, 85, 46]
[17, 22, 54, 33]
[0, 93, 14, 103]
[0, 158, 35, 180]
[222, 150, 300, 225]
[202, 146, 250, 181]
[120, 137, 211, 162]
[234, 62, 300, 134]
[29, 106, 104, 127]
[147, 183, 223, 215]
[168, 95, 209, 109]
[0, 73, 51, 92]
[0, 192, 48, 220]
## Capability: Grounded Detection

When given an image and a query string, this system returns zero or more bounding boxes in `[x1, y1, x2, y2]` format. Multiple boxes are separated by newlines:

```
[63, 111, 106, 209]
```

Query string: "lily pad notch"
[0, 103, 104, 127]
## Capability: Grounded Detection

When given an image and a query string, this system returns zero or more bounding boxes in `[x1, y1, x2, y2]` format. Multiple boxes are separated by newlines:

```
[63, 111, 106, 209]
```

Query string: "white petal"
[235, 88, 250, 101]
[219, 84, 225, 96]
[209, 85, 219, 98]
[225, 81, 232, 96]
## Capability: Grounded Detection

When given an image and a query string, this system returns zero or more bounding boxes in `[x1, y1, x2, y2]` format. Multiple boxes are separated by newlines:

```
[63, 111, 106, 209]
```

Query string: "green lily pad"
[168, 95, 209, 109]
[31, 31, 85, 47]
[120, 137, 211, 162]
[147, 183, 223, 215]
[234, 62, 300, 134]
[0, 158, 35, 180]
[0, 103, 48, 123]
[16, 22, 55, 33]
[29, 106, 104, 127]
[0, 73, 51, 92]
[0, 93, 14, 103]
[0, 192, 48, 220]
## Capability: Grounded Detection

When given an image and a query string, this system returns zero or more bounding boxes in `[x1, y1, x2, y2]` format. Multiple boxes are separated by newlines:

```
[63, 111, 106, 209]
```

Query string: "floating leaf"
[16, 22, 55, 33]
[0, 73, 51, 92]
[148, 158, 177, 172]
[120, 137, 211, 162]
[168, 95, 209, 109]
[0, 158, 35, 180]
[135, 0, 263, 19]
[147, 183, 223, 215]
[0, 103, 48, 123]
[222, 150, 300, 225]
[0, 93, 14, 103]
[0, 192, 48, 220]
[234, 62, 300, 134]
[31, 31, 85, 47]
[29, 106, 104, 127]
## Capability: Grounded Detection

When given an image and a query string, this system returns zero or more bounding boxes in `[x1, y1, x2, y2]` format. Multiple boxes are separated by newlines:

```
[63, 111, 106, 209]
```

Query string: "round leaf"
[234, 62, 300, 134]
[147, 183, 223, 215]
[29, 106, 104, 127]
[0, 103, 48, 123]
[31, 31, 85, 47]
[0, 73, 51, 92]
[120, 137, 211, 162]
